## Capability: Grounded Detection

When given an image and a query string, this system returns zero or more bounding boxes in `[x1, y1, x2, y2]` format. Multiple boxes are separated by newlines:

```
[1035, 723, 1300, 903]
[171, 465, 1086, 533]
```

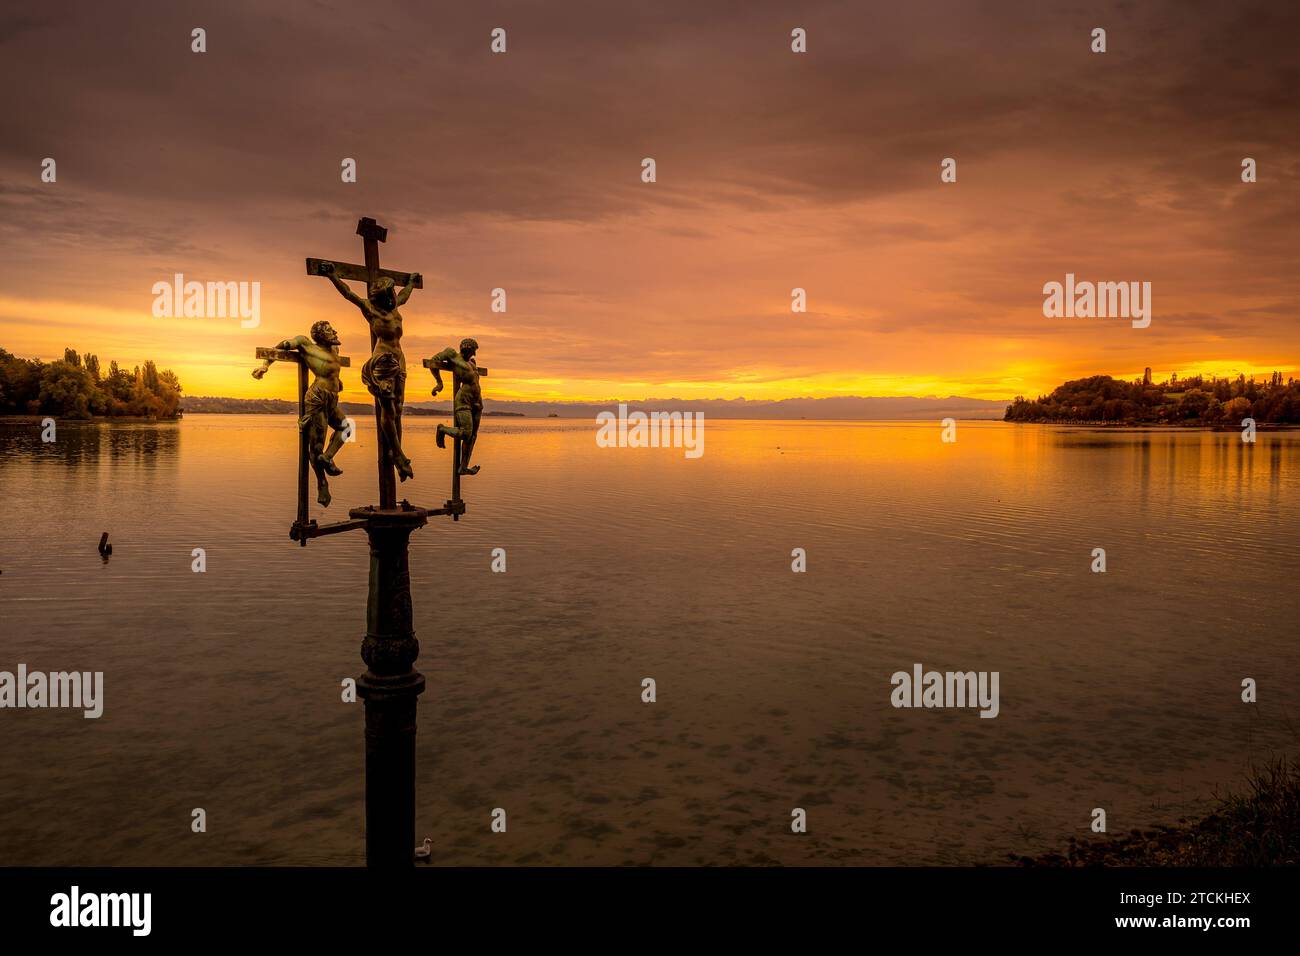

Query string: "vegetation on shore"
[1019, 758, 1300, 866]
[0, 347, 182, 419]
[1005, 370, 1300, 424]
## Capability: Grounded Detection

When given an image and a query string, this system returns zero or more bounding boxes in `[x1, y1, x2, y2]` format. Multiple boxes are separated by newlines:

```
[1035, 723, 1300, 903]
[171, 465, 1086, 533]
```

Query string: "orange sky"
[2, 1, 1296, 405]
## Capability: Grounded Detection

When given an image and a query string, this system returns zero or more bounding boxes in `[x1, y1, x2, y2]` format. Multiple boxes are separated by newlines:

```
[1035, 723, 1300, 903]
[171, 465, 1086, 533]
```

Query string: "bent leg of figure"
[435, 417, 467, 449]
[320, 406, 346, 475]
[307, 414, 333, 505]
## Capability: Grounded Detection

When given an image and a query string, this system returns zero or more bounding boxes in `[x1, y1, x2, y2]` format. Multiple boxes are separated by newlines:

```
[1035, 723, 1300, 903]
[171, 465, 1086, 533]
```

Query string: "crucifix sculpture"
[252, 322, 353, 541]
[424, 340, 488, 518]
[250, 216, 487, 867]
[307, 217, 422, 509]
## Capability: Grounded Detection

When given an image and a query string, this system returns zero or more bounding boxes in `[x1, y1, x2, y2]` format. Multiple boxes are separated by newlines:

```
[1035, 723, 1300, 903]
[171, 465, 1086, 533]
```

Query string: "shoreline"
[0, 414, 180, 425]
[1004, 419, 1299, 429]
[1017, 758, 1299, 867]
[5, 413, 1298, 429]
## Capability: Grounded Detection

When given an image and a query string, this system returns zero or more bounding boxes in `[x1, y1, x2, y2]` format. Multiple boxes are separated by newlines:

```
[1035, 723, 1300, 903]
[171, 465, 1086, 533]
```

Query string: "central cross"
[306, 218, 423, 508]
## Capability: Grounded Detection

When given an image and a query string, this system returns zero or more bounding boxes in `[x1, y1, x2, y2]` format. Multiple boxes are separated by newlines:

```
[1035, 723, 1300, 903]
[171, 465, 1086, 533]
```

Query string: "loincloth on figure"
[362, 350, 406, 401]
[451, 406, 477, 438]
[300, 381, 345, 429]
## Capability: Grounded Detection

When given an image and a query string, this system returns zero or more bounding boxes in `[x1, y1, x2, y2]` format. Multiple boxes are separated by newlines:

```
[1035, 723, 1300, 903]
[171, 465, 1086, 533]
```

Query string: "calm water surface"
[1, 416, 1297, 865]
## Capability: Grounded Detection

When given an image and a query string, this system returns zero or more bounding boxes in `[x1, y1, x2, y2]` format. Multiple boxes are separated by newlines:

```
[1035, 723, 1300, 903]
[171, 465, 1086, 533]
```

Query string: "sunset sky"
[1, 0, 1296, 405]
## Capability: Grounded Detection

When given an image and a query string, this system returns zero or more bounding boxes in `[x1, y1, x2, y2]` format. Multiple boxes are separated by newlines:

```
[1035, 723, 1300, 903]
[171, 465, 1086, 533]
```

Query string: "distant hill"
[183, 397, 301, 415]
[183, 394, 1009, 420]
[181, 396, 522, 417]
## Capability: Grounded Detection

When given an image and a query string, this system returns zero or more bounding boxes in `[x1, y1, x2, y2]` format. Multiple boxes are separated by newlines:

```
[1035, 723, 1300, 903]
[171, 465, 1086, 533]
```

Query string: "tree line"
[0, 347, 183, 419]
[1004, 369, 1300, 424]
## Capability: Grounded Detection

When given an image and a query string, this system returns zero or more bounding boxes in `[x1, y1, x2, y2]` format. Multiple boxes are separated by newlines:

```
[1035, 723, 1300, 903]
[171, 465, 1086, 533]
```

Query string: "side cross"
[253, 346, 362, 545]
[421, 356, 488, 517]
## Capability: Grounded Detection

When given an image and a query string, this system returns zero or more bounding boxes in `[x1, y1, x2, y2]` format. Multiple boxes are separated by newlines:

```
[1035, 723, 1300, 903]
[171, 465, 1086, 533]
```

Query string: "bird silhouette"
[414, 837, 433, 863]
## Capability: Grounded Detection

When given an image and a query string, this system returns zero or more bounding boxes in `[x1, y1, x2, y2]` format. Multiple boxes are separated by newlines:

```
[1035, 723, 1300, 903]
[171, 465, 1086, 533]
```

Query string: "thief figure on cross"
[318, 263, 420, 482]
[429, 337, 483, 476]
[253, 321, 349, 507]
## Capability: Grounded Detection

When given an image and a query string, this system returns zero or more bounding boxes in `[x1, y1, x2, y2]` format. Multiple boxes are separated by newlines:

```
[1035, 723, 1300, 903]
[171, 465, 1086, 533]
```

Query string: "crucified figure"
[253, 320, 348, 506]
[430, 338, 483, 475]
[318, 263, 420, 482]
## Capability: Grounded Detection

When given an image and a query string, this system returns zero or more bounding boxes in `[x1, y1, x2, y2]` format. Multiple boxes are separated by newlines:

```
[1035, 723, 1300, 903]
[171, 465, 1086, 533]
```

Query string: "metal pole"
[351, 506, 427, 867]
[296, 360, 309, 543]
[451, 374, 461, 509]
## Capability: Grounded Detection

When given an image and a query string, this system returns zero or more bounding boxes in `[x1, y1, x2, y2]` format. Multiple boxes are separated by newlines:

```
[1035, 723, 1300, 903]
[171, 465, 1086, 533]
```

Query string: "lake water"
[1, 415, 1297, 865]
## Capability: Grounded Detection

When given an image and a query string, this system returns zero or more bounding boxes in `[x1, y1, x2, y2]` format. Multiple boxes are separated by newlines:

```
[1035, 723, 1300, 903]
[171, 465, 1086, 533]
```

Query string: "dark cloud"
[0, 0, 1296, 399]
[5, 0, 1296, 221]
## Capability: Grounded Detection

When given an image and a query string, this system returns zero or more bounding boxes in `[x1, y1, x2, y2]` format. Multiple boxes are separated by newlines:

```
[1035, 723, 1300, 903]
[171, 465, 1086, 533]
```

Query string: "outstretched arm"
[317, 263, 369, 313]
[430, 345, 474, 376]
[327, 273, 369, 311]
[252, 336, 310, 378]
[396, 273, 421, 306]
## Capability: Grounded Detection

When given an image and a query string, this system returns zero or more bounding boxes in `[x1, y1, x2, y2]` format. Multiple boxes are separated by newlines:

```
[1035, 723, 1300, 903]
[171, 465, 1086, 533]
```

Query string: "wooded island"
[1005, 369, 1299, 424]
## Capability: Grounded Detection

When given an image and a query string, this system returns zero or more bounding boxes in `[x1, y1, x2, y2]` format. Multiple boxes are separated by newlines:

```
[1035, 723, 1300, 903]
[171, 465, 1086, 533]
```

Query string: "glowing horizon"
[2, 2, 1296, 407]
[3, 284, 1294, 406]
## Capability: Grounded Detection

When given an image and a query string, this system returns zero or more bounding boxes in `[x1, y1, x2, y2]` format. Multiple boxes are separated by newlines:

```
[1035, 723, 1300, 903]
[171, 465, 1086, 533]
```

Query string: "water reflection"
[0, 417, 1297, 866]
[0, 420, 180, 471]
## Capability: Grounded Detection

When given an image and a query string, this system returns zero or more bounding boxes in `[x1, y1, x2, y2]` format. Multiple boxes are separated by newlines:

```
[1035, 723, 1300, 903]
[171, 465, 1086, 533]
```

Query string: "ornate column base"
[350, 505, 428, 868]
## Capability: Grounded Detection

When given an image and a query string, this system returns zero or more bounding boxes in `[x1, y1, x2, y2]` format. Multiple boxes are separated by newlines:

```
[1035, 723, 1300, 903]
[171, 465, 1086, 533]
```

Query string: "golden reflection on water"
[0, 417, 1297, 865]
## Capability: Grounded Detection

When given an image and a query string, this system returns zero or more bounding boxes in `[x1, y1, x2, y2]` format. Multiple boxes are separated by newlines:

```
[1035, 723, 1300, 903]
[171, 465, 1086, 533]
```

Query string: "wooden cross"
[306, 217, 423, 510]
[421, 357, 488, 518]
[254, 346, 364, 545]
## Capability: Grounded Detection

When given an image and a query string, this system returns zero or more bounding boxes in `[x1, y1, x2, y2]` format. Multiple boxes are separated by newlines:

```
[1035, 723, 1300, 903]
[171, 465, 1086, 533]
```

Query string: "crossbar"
[305, 258, 423, 289]
[256, 347, 351, 366]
